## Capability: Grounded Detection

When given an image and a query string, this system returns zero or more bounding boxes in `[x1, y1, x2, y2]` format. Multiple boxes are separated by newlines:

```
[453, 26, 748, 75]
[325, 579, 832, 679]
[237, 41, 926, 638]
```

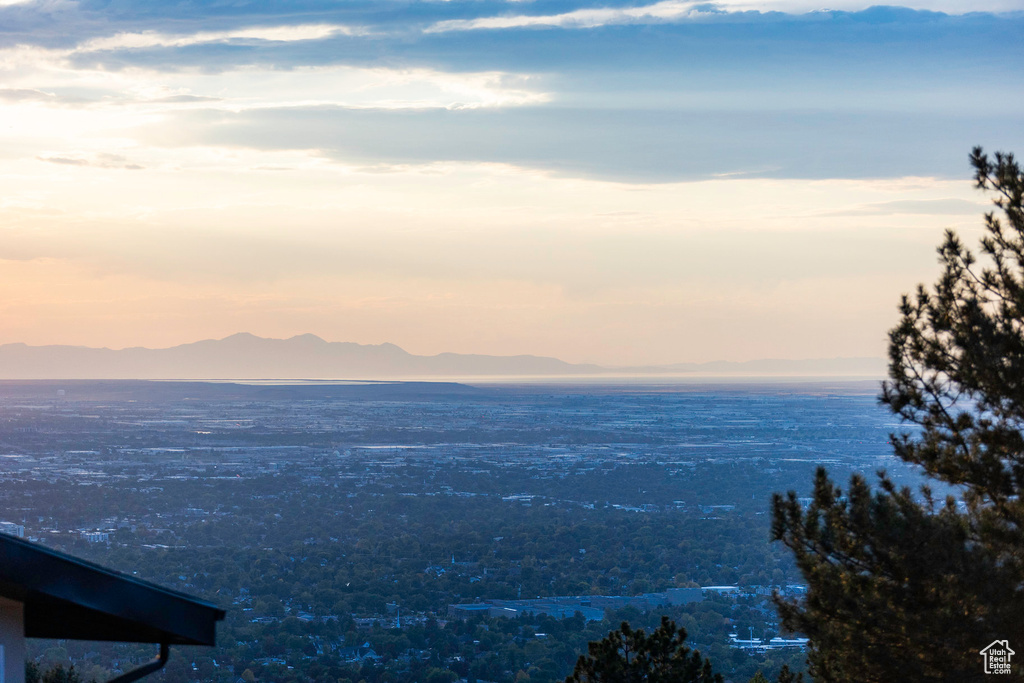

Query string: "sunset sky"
[1, 0, 1023, 365]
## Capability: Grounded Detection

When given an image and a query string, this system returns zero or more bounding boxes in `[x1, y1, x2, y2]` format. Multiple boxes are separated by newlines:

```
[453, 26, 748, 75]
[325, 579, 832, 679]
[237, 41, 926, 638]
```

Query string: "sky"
[1, 0, 1022, 366]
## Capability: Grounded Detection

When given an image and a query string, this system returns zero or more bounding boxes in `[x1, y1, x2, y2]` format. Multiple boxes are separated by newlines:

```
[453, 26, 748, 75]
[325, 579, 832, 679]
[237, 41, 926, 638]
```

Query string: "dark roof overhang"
[0, 533, 225, 645]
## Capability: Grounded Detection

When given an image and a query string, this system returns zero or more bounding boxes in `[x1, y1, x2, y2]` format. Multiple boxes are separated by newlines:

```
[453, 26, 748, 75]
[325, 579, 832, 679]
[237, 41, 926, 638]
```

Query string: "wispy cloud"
[823, 198, 987, 216]
[136, 104, 1020, 182]
[147, 94, 221, 104]
[76, 23, 364, 52]
[0, 87, 57, 101]
[37, 152, 143, 170]
[37, 155, 88, 166]
[426, 1, 723, 32]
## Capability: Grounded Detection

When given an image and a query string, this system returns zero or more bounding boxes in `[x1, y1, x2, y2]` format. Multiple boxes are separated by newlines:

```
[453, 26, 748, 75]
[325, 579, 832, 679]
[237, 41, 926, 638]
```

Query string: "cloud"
[37, 152, 143, 169]
[824, 198, 988, 216]
[0, 87, 53, 101]
[3, 3, 1023, 183]
[147, 94, 221, 103]
[144, 104, 1024, 182]
[426, 1, 726, 32]
[35, 4, 1019, 132]
[76, 23, 363, 52]
[0, 86, 93, 105]
[37, 155, 88, 166]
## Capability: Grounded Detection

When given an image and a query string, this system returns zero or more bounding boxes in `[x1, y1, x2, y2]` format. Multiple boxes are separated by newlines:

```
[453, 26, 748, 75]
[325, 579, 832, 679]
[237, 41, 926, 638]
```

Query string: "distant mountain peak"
[0, 334, 596, 380]
[287, 333, 327, 344]
[0, 333, 886, 380]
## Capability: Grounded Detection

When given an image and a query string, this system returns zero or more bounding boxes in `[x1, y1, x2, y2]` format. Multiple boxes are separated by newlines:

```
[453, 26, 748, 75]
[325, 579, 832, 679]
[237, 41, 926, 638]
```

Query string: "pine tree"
[775, 664, 802, 683]
[27, 665, 86, 683]
[771, 148, 1024, 682]
[565, 616, 722, 683]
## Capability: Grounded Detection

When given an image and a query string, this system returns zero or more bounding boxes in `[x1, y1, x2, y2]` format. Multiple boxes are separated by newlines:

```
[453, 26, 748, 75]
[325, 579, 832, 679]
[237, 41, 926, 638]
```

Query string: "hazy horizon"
[2, 330, 886, 362]
[0, 331, 888, 380]
[1, 0, 1022, 365]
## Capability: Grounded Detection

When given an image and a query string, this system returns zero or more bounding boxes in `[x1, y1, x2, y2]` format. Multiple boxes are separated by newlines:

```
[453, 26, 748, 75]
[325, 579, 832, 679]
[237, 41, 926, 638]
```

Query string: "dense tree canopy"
[772, 148, 1024, 681]
[564, 617, 721, 683]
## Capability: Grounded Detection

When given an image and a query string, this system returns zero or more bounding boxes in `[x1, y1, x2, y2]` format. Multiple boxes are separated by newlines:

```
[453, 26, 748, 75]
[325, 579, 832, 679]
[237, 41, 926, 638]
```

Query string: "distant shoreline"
[0, 377, 885, 401]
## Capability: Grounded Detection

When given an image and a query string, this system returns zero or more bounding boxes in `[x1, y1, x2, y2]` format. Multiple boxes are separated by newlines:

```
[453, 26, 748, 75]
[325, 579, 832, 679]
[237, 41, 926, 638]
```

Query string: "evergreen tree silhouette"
[772, 148, 1024, 682]
[565, 616, 721, 683]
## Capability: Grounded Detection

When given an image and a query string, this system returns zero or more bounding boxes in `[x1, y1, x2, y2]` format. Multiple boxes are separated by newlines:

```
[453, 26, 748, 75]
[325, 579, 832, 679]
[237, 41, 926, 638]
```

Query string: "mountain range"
[0, 333, 886, 380]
